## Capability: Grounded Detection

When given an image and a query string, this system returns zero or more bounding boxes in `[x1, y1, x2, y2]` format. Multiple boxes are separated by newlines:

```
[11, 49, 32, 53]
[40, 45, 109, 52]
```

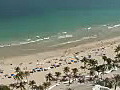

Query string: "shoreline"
[2, 35, 120, 64]
[1, 22, 120, 59]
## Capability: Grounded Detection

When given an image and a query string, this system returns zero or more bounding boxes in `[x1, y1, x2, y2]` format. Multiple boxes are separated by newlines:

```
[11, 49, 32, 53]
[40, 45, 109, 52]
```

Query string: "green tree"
[16, 82, 26, 90]
[87, 59, 98, 68]
[38, 85, 44, 90]
[115, 53, 120, 62]
[72, 68, 78, 81]
[80, 57, 88, 72]
[102, 55, 108, 64]
[0, 85, 10, 90]
[112, 74, 120, 90]
[43, 82, 51, 90]
[45, 73, 53, 82]
[63, 67, 70, 75]
[55, 72, 61, 82]
[15, 67, 21, 73]
[115, 45, 120, 55]
[9, 83, 17, 90]
[24, 71, 30, 83]
[29, 80, 36, 90]
[14, 71, 24, 83]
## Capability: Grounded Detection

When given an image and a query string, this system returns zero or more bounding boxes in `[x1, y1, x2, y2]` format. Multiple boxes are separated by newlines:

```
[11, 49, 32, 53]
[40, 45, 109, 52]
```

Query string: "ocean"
[0, 0, 120, 58]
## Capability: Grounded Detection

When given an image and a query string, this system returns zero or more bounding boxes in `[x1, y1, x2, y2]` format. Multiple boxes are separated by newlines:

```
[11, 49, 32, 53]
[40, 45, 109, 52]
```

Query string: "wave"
[50, 35, 97, 47]
[0, 36, 50, 48]
[0, 44, 11, 48]
[44, 37, 50, 40]
[107, 24, 120, 29]
[26, 39, 31, 41]
[87, 27, 91, 30]
[58, 34, 73, 39]
[62, 32, 67, 34]
[0, 22, 120, 49]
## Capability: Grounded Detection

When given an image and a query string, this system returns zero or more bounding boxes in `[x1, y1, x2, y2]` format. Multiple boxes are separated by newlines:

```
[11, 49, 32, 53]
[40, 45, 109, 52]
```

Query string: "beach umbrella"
[71, 60, 74, 62]
[11, 73, 15, 76]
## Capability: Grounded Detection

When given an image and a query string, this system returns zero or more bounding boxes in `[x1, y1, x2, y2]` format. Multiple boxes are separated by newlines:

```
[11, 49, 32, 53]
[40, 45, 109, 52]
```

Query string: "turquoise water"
[1, 8, 120, 47]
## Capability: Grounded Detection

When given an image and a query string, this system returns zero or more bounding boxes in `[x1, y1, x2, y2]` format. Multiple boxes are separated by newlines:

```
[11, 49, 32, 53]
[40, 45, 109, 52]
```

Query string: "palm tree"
[115, 45, 120, 55]
[15, 67, 21, 73]
[9, 83, 17, 90]
[16, 82, 26, 90]
[45, 73, 53, 82]
[73, 53, 79, 61]
[80, 57, 88, 72]
[93, 65, 103, 78]
[106, 58, 112, 65]
[102, 55, 108, 64]
[31, 85, 38, 90]
[63, 67, 72, 85]
[46, 82, 51, 88]
[24, 71, 30, 83]
[55, 72, 61, 82]
[38, 85, 44, 90]
[67, 74, 72, 86]
[0, 85, 10, 90]
[104, 78, 113, 89]
[100, 64, 107, 79]
[72, 68, 78, 81]
[29, 80, 36, 90]
[112, 74, 120, 90]
[31, 85, 43, 90]
[42, 82, 51, 90]
[66, 88, 74, 90]
[14, 72, 24, 83]
[88, 69, 96, 82]
[89, 70, 95, 76]
[43, 82, 48, 90]
[63, 67, 70, 75]
[87, 59, 98, 68]
[115, 53, 120, 62]
[14, 67, 26, 84]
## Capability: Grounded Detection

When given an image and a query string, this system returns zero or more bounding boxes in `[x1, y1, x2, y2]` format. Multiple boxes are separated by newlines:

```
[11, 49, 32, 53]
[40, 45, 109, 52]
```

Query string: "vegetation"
[0, 85, 10, 90]
[1, 45, 120, 90]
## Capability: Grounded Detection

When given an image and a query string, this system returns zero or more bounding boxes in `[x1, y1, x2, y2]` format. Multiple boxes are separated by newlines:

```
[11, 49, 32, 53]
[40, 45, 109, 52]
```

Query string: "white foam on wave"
[0, 45, 4, 48]
[108, 26, 114, 29]
[0, 44, 13, 48]
[88, 27, 91, 30]
[0, 34, 51, 48]
[58, 34, 73, 39]
[50, 35, 97, 47]
[36, 36, 40, 38]
[108, 24, 120, 29]
[66, 35, 73, 38]
[26, 39, 31, 41]
[62, 32, 67, 34]
[103, 25, 107, 26]
[44, 37, 50, 40]
[29, 41, 36, 43]
[102, 24, 109, 27]
[0, 37, 46, 48]
[114, 24, 120, 27]
[5, 44, 11, 47]
[35, 39, 44, 42]
[20, 41, 31, 45]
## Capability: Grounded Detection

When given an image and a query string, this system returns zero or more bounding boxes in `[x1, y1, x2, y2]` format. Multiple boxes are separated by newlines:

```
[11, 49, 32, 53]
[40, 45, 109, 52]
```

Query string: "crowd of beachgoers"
[1, 37, 120, 90]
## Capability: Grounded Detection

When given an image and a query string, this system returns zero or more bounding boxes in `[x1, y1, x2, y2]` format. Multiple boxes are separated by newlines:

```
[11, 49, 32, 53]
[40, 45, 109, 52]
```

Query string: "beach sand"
[0, 36, 120, 90]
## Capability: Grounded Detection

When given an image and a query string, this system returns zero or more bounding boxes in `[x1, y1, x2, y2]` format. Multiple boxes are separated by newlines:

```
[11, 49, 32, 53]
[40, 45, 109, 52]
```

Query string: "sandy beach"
[1, 36, 120, 90]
